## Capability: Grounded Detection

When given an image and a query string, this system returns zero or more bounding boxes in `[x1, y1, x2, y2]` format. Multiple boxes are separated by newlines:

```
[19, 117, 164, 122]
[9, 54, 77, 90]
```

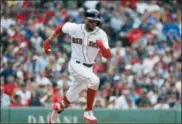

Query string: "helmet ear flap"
[97, 21, 101, 26]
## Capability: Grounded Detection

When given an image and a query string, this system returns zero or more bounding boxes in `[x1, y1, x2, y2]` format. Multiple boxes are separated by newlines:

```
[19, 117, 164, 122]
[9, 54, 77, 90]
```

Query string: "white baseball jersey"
[62, 22, 110, 64]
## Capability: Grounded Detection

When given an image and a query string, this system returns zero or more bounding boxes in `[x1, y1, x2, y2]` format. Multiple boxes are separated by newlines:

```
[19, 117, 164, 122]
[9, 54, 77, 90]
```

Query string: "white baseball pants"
[66, 59, 100, 102]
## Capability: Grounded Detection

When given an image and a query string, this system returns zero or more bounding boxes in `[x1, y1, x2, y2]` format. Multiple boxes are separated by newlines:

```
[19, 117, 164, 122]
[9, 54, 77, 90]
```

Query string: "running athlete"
[43, 9, 112, 123]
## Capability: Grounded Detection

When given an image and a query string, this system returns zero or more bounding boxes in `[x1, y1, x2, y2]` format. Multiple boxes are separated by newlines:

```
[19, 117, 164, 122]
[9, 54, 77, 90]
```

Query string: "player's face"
[85, 18, 99, 31]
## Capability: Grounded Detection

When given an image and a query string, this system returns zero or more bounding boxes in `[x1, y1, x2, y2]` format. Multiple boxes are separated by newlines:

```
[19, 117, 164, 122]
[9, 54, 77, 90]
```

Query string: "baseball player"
[43, 9, 112, 123]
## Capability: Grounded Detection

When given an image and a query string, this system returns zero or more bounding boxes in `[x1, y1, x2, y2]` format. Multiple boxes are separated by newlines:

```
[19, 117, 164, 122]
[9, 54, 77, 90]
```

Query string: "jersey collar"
[82, 24, 98, 34]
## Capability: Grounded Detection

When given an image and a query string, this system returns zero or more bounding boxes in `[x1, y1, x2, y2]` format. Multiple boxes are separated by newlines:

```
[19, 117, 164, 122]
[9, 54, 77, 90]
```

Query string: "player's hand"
[96, 40, 104, 48]
[43, 40, 51, 55]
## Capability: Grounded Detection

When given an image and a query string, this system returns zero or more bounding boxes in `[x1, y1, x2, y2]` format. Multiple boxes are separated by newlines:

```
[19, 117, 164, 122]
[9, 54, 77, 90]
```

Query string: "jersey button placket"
[83, 33, 89, 64]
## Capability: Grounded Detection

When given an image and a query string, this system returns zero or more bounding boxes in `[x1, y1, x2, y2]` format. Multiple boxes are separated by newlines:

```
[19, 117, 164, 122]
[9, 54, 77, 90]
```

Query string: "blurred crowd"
[1, 0, 181, 110]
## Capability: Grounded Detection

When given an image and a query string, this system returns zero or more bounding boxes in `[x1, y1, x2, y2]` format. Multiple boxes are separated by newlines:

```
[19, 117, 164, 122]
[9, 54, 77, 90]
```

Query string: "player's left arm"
[96, 31, 112, 59]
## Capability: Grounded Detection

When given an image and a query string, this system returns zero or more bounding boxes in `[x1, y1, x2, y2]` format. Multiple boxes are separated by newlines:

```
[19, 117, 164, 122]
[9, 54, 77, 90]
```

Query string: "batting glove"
[43, 40, 51, 55]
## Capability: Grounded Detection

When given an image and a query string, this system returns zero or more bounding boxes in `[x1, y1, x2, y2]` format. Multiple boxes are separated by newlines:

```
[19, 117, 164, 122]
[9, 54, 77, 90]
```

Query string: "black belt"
[76, 61, 94, 67]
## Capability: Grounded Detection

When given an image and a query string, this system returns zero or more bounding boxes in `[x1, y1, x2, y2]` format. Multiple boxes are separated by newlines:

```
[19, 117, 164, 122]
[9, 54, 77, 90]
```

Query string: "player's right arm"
[43, 22, 75, 55]
[43, 24, 64, 55]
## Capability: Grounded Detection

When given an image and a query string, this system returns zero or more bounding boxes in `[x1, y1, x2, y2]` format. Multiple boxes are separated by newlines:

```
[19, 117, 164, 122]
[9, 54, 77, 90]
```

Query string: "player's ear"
[84, 17, 88, 23]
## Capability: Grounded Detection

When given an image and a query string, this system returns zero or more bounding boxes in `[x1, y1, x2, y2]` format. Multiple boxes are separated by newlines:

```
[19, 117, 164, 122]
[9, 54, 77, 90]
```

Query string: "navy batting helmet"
[85, 9, 101, 22]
